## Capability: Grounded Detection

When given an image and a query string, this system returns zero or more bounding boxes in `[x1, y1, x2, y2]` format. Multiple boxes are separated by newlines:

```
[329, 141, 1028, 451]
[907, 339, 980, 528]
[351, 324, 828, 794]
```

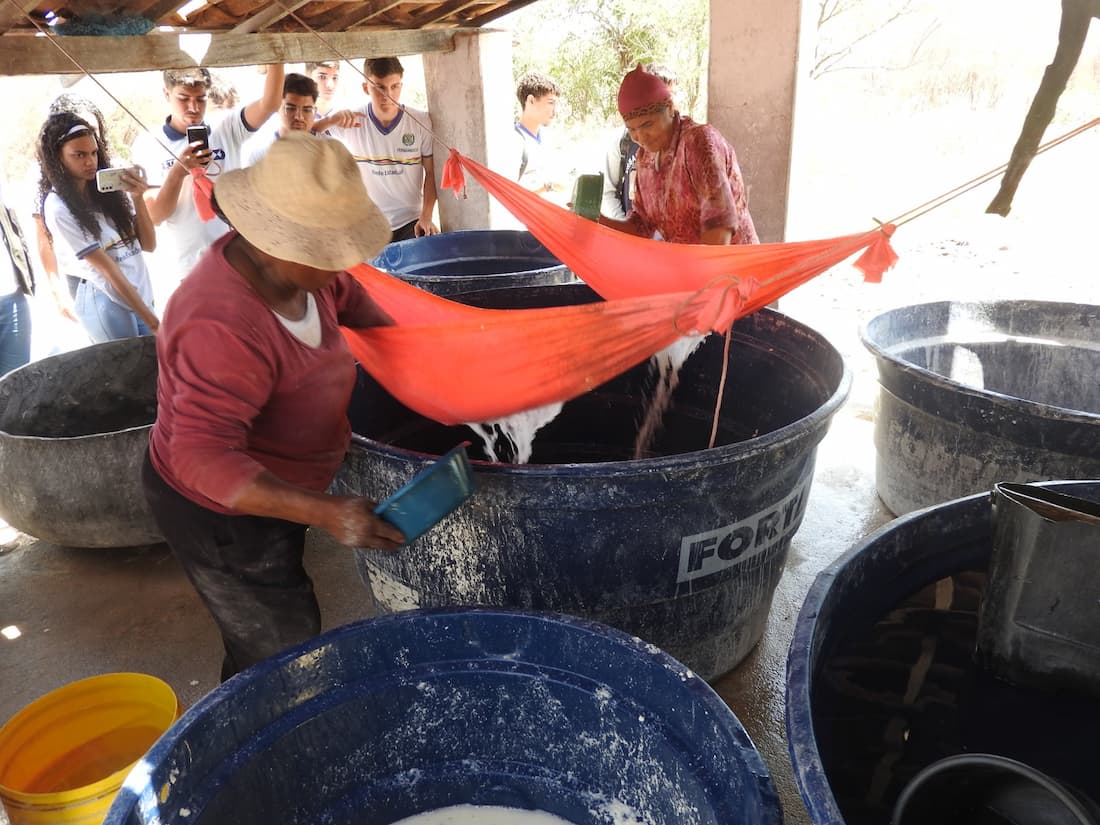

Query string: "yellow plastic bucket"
[0, 673, 179, 825]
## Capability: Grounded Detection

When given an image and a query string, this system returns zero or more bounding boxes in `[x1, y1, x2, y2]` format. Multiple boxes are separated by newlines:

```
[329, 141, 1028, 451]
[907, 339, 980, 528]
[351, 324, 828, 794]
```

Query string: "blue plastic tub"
[786, 480, 1100, 825]
[370, 229, 577, 296]
[340, 284, 850, 682]
[105, 609, 782, 825]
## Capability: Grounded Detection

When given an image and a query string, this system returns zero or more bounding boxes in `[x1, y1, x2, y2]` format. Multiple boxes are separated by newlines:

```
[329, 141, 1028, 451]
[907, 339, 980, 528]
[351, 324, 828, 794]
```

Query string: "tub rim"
[860, 299, 1100, 427]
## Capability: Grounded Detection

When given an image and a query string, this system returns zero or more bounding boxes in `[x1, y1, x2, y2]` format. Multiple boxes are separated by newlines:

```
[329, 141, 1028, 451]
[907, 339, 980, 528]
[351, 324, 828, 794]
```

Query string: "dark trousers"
[390, 220, 418, 243]
[141, 452, 320, 682]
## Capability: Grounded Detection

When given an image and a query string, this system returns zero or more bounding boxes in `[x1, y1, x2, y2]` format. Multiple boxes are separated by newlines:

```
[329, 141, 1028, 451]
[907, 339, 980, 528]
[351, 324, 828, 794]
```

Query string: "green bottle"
[571, 173, 603, 222]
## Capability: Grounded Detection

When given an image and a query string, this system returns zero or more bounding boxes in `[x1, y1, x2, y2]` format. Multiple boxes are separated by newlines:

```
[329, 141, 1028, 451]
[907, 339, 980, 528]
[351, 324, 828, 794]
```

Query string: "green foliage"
[508, 0, 708, 125]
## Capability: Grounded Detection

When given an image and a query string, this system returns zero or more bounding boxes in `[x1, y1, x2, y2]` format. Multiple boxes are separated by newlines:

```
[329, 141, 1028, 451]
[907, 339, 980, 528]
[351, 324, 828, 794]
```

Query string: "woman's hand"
[47, 277, 79, 323]
[120, 166, 152, 196]
[414, 218, 439, 237]
[320, 496, 405, 549]
[314, 109, 366, 131]
[227, 474, 405, 549]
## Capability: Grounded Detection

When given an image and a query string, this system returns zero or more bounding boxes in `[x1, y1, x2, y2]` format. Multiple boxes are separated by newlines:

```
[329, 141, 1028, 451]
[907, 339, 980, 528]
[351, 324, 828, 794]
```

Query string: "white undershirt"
[273, 292, 321, 347]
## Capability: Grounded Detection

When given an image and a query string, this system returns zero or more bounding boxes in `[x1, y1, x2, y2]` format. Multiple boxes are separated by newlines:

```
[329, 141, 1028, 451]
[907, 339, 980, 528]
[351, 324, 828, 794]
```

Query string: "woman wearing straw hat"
[142, 131, 404, 682]
[598, 65, 759, 246]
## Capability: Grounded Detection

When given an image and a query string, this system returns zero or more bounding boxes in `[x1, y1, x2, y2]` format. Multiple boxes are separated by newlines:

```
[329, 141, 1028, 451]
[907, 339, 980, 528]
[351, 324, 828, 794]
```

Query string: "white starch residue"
[466, 400, 563, 464]
[632, 337, 705, 459]
[465, 336, 704, 466]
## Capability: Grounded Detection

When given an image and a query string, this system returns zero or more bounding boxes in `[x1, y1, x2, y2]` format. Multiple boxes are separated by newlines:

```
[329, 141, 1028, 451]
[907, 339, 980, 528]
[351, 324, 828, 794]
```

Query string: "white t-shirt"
[130, 108, 256, 284]
[42, 192, 154, 310]
[324, 104, 433, 230]
[494, 123, 569, 229]
[241, 128, 279, 167]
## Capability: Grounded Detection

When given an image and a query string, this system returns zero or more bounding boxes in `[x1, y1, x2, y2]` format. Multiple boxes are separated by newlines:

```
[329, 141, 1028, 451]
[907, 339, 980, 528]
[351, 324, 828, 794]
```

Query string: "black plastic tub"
[861, 300, 1100, 515]
[336, 283, 850, 681]
[785, 480, 1100, 825]
[0, 337, 160, 547]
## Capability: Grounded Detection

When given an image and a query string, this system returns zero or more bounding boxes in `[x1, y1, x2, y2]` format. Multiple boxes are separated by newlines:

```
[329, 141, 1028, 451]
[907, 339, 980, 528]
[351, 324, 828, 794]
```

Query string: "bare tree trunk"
[987, 0, 1099, 216]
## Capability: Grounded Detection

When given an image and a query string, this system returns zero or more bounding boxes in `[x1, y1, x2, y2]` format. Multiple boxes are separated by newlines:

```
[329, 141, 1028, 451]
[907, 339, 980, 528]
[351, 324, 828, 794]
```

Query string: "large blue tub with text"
[340, 284, 850, 682]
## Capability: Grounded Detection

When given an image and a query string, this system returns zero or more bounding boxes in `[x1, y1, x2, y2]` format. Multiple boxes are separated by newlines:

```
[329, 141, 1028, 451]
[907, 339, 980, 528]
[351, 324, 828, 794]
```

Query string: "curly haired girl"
[37, 111, 158, 340]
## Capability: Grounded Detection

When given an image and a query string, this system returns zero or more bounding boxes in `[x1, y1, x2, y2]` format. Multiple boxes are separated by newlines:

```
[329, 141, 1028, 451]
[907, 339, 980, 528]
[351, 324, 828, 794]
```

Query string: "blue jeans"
[74, 279, 152, 343]
[0, 290, 31, 376]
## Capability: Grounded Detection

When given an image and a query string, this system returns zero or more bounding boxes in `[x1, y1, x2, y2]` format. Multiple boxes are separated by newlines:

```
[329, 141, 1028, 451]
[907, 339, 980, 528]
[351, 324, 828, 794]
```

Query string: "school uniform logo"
[402, 132, 415, 147]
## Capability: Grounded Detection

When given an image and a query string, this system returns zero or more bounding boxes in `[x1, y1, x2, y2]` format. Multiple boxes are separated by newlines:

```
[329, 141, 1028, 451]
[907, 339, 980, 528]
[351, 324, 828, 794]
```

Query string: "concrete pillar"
[708, 0, 802, 242]
[423, 29, 514, 231]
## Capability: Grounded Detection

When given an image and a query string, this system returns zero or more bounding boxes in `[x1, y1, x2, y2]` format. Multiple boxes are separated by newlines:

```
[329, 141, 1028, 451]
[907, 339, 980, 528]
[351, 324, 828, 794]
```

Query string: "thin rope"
[708, 328, 733, 449]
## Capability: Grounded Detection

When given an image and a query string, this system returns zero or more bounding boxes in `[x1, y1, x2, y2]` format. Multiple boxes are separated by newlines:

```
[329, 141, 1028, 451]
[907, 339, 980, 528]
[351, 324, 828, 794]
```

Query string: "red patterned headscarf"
[617, 65, 673, 120]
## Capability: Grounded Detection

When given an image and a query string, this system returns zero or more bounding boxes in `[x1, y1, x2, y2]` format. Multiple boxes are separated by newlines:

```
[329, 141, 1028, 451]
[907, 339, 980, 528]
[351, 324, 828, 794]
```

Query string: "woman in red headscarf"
[599, 65, 759, 246]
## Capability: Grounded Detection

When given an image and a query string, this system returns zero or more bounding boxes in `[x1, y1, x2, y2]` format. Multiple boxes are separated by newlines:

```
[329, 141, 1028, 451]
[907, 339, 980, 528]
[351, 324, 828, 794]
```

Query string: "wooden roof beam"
[230, 0, 310, 33]
[138, 0, 192, 25]
[326, 0, 403, 33]
[464, 0, 537, 27]
[0, 28, 461, 74]
[411, 0, 486, 28]
[0, 0, 45, 31]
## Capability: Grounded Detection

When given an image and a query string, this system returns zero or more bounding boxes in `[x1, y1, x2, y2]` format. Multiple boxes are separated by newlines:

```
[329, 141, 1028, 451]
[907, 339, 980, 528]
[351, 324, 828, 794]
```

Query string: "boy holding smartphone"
[131, 65, 284, 299]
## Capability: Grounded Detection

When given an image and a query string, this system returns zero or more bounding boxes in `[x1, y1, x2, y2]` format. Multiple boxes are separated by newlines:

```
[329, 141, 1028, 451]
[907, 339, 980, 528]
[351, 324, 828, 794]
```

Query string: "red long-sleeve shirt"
[149, 233, 376, 514]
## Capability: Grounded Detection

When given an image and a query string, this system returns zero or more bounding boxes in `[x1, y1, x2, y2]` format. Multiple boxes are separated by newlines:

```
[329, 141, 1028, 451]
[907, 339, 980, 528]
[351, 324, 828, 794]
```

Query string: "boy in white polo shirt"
[131, 65, 284, 297]
[317, 56, 438, 242]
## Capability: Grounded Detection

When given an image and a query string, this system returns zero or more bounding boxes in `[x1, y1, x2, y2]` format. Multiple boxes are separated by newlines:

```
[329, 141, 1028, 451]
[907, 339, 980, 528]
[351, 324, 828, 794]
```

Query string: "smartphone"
[95, 166, 146, 193]
[186, 125, 210, 152]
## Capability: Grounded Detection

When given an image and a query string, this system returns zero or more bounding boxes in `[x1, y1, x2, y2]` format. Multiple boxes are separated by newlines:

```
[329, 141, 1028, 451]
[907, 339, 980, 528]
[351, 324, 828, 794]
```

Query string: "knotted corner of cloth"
[680, 275, 755, 335]
[853, 222, 899, 284]
[441, 149, 467, 199]
[190, 166, 217, 222]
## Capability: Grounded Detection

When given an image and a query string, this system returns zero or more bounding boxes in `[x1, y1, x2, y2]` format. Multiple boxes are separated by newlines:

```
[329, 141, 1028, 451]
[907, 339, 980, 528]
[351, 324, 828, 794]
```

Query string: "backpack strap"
[515, 123, 529, 181]
[0, 200, 33, 296]
[615, 129, 632, 200]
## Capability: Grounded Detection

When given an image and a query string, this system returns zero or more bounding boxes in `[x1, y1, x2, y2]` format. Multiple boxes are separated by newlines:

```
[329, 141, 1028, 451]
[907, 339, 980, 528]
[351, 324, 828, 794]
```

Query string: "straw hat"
[617, 64, 673, 120]
[214, 131, 390, 270]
